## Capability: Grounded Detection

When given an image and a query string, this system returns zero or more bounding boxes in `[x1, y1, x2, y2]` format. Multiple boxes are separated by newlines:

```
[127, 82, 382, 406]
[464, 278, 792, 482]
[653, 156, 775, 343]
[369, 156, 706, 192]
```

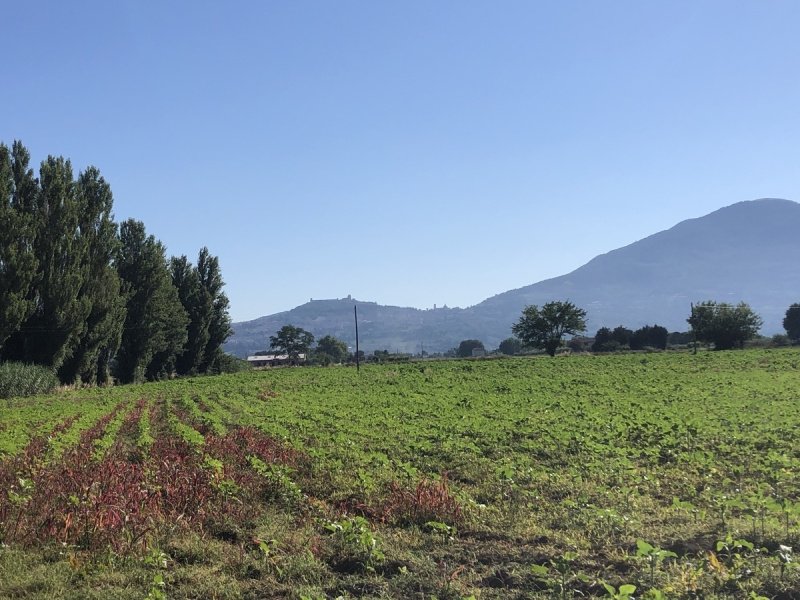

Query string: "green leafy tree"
[667, 331, 693, 346]
[13, 156, 90, 370]
[512, 301, 587, 356]
[116, 220, 188, 383]
[592, 327, 618, 352]
[197, 248, 232, 372]
[687, 301, 762, 350]
[630, 324, 668, 350]
[630, 325, 669, 350]
[784, 304, 800, 342]
[171, 255, 210, 375]
[315, 335, 348, 364]
[0, 142, 38, 353]
[594, 326, 634, 352]
[57, 167, 126, 384]
[457, 339, 485, 358]
[611, 326, 633, 347]
[498, 337, 522, 355]
[270, 325, 314, 361]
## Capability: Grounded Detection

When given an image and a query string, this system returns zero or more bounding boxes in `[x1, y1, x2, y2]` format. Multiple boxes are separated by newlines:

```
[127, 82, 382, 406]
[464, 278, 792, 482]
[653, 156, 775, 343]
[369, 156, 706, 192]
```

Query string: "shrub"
[211, 354, 252, 374]
[0, 362, 59, 399]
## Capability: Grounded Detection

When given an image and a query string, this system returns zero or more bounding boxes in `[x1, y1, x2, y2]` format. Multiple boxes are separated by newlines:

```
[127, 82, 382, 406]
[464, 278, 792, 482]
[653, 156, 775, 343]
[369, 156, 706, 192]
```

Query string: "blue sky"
[2, 1, 799, 321]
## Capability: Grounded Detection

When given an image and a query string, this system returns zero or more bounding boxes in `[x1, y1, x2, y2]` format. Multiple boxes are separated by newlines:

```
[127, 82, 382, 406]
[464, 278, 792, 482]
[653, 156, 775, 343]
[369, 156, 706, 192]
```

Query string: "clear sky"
[2, 1, 799, 321]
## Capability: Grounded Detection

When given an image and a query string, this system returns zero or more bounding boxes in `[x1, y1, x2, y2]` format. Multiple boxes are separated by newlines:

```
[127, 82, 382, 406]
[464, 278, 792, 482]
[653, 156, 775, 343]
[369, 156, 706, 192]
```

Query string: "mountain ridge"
[225, 199, 800, 356]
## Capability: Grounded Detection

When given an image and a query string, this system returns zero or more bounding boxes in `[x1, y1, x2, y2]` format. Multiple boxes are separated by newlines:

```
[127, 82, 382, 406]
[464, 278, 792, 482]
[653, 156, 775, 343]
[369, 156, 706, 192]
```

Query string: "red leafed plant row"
[0, 396, 462, 556]
[0, 398, 308, 553]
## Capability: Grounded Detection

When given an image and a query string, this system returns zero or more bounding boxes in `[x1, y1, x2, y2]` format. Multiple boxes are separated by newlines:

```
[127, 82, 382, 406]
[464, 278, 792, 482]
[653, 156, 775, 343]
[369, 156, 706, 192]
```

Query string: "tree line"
[469, 300, 800, 357]
[269, 298, 800, 367]
[0, 141, 232, 384]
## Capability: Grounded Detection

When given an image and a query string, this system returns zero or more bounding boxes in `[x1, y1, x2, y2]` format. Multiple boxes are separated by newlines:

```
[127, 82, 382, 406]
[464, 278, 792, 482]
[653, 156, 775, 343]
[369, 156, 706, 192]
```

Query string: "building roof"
[247, 353, 306, 362]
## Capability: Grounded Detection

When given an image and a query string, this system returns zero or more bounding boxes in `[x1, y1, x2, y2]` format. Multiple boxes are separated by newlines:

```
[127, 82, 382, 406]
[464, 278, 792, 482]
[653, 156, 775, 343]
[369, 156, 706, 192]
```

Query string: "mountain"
[226, 199, 800, 356]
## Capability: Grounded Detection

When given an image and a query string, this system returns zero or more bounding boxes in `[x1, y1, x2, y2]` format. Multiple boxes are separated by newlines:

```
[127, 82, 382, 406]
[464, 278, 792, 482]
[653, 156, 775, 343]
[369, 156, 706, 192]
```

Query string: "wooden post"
[354, 305, 360, 373]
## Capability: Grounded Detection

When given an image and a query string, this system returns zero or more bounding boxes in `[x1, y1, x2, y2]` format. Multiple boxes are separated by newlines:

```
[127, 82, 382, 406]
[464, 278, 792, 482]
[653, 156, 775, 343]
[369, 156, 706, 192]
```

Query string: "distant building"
[471, 348, 487, 358]
[247, 353, 306, 367]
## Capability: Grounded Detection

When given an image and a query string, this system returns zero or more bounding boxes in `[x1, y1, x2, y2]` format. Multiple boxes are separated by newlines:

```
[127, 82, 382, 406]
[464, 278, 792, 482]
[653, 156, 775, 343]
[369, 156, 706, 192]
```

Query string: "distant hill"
[224, 298, 473, 357]
[226, 199, 800, 356]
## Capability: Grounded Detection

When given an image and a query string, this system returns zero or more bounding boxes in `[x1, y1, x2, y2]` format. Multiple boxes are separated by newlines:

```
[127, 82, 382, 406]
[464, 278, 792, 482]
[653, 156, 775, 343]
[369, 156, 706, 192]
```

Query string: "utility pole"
[691, 302, 697, 355]
[354, 305, 360, 373]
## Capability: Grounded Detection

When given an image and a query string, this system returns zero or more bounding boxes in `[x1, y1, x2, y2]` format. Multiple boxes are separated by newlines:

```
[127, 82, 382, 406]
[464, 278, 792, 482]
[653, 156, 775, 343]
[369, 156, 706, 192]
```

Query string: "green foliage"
[0, 362, 58, 398]
[498, 337, 522, 355]
[667, 330, 693, 345]
[171, 254, 211, 375]
[592, 327, 618, 352]
[611, 326, 633, 347]
[162, 248, 231, 377]
[688, 300, 763, 350]
[314, 335, 348, 365]
[530, 551, 590, 598]
[0, 142, 38, 354]
[270, 325, 314, 360]
[635, 539, 677, 585]
[57, 167, 126, 385]
[512, 300, 587, 356]
[594, 324, 668, 352]
[784, 303, 800, 341]
[11, 155, 91, 371]
[197, 248, 232, 372]
[248, 456, 303, 507]
[630, 324, 668, 350]
[324, 516, 384, 570]
[116, 220, 189, 383]
[456, 339, 484, 358]
[423, 520, 457, 541]
[212, 353, 251, 374]
[602, 582, 637, 599]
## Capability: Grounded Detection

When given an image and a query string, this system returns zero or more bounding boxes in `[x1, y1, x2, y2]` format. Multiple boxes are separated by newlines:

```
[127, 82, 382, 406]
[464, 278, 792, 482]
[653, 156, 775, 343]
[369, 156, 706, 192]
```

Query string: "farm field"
[1, 349, 800, 599]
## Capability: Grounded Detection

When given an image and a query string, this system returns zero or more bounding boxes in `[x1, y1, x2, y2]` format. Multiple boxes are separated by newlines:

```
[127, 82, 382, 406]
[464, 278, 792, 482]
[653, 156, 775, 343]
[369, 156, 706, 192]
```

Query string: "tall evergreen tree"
[0, 142, 38, 352]
[171, 254, 211, 375]
[11, 156, 90, 370]
[196, 248, 232, 372]
[116, 220, 188, 383]
[57, 168, 126, 384]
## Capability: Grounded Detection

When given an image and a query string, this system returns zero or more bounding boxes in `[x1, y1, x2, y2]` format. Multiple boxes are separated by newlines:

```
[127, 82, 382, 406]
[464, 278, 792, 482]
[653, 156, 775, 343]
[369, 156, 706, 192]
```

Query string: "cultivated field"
[1, 350, 799, 599]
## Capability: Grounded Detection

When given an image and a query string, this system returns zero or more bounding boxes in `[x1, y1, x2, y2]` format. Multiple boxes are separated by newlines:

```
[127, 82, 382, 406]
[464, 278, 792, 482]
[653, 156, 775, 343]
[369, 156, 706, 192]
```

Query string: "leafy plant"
[601, 581, 636, 599]
[715, 533, 754, 565]
[530, 551, 589, 599]
[635, 540, 677, 586]
[324, 516, 385, 571]
[424, 520, 457, 542]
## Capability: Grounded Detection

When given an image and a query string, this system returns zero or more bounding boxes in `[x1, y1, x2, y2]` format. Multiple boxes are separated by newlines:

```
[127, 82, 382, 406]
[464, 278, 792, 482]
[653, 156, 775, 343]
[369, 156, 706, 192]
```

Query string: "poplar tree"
[171, 254, 211, 375]
[16, 156, 90, 369]
[197, 248, 232, 372]
[0, 142, 38, 352]
[116, 220, 188, 383]
[58, 168, 126, 384]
